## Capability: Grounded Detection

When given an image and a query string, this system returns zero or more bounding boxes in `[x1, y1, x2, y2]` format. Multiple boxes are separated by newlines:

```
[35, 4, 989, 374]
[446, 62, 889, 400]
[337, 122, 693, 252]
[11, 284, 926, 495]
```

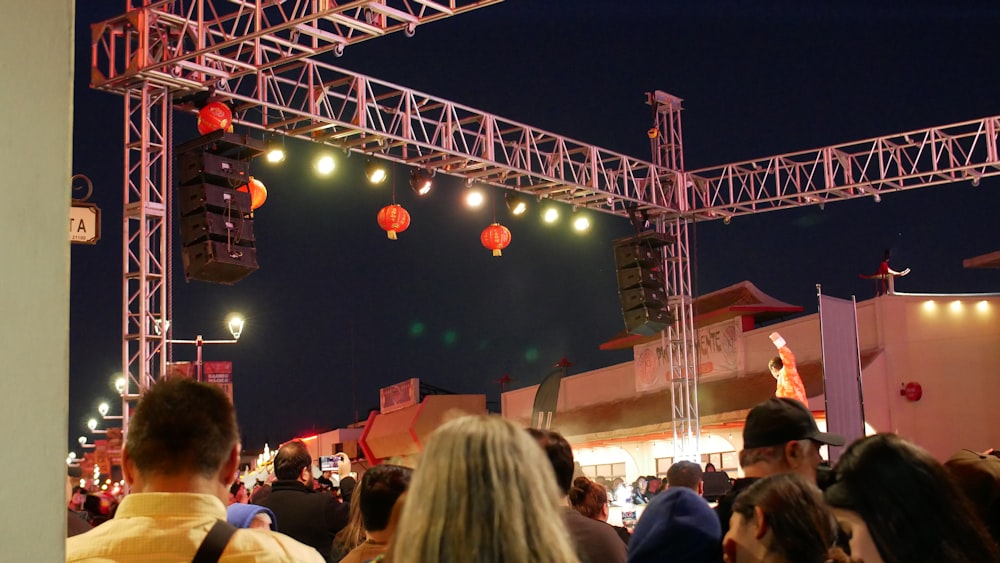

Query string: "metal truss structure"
[92, 0, 1000, 452]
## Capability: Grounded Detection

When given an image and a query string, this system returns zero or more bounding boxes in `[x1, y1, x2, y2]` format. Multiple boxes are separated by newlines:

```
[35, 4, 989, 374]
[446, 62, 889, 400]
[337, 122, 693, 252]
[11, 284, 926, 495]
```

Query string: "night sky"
[69, 1, 1000, 454]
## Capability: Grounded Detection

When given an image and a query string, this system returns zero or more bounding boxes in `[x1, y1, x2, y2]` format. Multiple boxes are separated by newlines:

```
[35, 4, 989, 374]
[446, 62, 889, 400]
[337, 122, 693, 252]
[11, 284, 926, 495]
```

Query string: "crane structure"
[92, 0, 1000, 457]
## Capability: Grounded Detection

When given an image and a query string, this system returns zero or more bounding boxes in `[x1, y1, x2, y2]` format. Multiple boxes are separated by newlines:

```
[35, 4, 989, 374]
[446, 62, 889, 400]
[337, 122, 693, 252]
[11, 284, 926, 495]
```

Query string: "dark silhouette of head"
[527, 428, 574, 495]
[732, 473, 841, 562]
[273, 440, 312, 481]
[667, 460, 703, 491]
[825, 433, 1000, 563]
[125, 377, 238, 478]
[359, 464, 412, 532]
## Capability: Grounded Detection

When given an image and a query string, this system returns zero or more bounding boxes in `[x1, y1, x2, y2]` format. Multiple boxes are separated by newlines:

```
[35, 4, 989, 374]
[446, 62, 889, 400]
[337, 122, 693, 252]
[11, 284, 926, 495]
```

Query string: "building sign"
[634, 318, 744, 392]
[70, 202, 101, 244]
[203, 361, 234, 403]
[380, 378, 419, 414]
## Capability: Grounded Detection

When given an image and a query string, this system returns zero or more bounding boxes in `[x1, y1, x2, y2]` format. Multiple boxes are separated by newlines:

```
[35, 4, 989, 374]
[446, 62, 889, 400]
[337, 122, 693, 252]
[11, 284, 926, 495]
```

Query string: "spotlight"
[543, 207, 559, 223]
[265, 137, 285, 163]
[465, 189, 484, 208]
[366, 159, 388, 184]
[873, 193, 881, 203]
[409, 168, 433, 196]
[573, 216, 591, 232]
[505, 193, 527, 216]
[315, 154, 335, 175]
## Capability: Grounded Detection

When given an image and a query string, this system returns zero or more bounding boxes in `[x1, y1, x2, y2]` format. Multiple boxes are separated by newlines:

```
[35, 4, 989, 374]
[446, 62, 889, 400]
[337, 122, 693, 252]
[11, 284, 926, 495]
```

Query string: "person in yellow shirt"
[767, 332, 808, 406]
[66, 377, 325, 563]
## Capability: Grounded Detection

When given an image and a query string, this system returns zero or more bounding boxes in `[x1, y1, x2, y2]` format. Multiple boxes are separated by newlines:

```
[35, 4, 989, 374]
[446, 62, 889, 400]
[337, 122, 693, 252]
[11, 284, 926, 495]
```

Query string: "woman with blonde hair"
[385, 415, 580, 563]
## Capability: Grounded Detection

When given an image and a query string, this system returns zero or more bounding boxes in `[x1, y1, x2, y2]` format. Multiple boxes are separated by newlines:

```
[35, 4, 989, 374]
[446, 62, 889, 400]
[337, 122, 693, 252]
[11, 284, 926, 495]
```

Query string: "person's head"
[633, 476, 648, 492]
[768, 357, 783, 379]
[705, 462, 717, 472]
[229, 480, 247, 504]
[666, 460, 703, 492]
[568, 476, 609, 521]
[612, 477, 625, 489]
[725, 473, 848, 563]
[526, 428, 575, 495]
[273, 440, 312, 484]
[339, 475, 357, 504]
[359, 464, 412, 533]
[122, 377, 240, 501]
[825, 433, 1000, 563]
[388, 415, 578, 563]
[739, 398, 844, 482]
[647, 476, 662, 494]
[944, 449, 1000, 547]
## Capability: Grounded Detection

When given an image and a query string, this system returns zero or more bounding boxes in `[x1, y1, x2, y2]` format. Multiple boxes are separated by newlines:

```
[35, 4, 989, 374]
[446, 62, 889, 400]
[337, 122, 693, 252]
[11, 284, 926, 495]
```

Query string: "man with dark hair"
[340, 464, 412, 563]
[715, 397, 845, 536]
[66, 377, 323, 562]
[255, 440, 348, 562]
[528, 428, 627, 563]
[666, 460, 703, 492]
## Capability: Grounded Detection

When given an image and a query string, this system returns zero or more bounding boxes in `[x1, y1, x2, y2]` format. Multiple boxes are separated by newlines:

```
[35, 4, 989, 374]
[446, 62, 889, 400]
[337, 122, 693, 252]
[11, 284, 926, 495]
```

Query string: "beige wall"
[0, 2, 74, 559]
[503, 293, 1000, 464]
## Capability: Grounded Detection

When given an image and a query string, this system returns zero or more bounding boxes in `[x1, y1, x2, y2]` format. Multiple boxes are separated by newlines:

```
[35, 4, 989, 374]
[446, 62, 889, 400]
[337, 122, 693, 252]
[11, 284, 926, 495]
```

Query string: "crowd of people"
[65, 378, 1000, 563]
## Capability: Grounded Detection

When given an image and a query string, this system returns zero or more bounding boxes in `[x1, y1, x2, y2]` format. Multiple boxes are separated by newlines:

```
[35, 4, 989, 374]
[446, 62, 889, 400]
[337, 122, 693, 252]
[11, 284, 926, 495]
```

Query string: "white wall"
[504, 294, 1000, 462]
[0, 2, 74, 559]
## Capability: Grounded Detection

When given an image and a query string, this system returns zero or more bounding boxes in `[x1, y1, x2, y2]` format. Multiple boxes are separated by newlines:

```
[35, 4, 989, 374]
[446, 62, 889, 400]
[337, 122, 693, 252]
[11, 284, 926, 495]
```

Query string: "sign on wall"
[634, 318, 744, 392]
[380, 378, 419, 413]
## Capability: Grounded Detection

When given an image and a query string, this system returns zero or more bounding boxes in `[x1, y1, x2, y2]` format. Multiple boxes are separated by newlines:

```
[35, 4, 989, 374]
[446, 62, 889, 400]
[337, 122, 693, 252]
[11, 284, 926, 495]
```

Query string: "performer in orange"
[768, 331, 808, 405]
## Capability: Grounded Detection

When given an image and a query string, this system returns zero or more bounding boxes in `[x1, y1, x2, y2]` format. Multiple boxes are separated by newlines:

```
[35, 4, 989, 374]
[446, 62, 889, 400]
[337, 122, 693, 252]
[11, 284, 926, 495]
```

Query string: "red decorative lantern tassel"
[480, 222, 511, 257]
[377, 204, 411, 240]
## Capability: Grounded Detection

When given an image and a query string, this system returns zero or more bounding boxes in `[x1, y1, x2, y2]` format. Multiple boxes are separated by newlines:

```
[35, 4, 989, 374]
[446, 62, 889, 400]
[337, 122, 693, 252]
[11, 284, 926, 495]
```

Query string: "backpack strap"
[192, 519, 238, 563]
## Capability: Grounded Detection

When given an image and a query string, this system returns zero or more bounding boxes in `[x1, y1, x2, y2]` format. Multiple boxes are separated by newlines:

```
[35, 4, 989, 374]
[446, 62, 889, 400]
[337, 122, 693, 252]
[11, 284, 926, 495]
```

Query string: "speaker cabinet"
[177, 183, 252, 217]
[179, 211, 255, 248]
[177, 150, 252, 187]
[624, 306, 675, 336]
[181, 239, 259, 285]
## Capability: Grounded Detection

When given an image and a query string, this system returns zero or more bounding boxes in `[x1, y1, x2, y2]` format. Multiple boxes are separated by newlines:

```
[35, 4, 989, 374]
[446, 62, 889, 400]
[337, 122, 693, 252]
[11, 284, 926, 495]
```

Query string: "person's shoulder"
[227, 528, 326, 562]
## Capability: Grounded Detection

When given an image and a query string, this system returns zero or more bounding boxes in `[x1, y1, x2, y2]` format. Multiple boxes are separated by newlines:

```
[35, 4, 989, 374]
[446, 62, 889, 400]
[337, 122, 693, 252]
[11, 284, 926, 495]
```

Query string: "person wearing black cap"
[715, 397, 845, 536]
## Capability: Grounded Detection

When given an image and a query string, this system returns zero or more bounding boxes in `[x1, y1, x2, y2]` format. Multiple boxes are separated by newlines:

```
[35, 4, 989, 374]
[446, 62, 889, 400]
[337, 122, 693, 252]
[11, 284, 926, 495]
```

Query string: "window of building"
[702, 451, 738, 473]
[654, 456, 673, 478]
[580, 462, 626, 482]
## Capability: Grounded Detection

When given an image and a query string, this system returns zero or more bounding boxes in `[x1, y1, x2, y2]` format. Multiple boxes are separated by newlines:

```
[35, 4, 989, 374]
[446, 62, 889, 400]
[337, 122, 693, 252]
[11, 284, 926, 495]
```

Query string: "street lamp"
[98, 401, 123, 421]
[162, 314, 245, 382]
[87, 418, 107, 434]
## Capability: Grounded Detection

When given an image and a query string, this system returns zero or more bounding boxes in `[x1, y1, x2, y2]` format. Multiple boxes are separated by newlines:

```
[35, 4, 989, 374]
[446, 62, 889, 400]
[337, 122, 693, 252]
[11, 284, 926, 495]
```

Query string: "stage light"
[573, 215, 591, 232]
[315, 155, 335, 175]
[410, 169, 433, 196]
[465, 188, 484, 208]
[366, 160, 388, 184]
[505, 193, 527, 215]
[543, 207, 559, 223]
[265, 137, 285, 163]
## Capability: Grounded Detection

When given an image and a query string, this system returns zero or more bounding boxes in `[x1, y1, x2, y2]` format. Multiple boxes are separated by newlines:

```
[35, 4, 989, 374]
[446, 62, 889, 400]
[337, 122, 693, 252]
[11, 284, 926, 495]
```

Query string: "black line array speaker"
[613, 231, 676, 336]
[175, 131, 264, 285]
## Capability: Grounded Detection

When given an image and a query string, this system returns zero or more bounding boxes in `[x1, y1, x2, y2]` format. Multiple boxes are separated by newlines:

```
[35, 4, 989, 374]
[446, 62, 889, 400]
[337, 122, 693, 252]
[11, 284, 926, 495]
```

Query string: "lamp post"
[160, 314, 245, 382]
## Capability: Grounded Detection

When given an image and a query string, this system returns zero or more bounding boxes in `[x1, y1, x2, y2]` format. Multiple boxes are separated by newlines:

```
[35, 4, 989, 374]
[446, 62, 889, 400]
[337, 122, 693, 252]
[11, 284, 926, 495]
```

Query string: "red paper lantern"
[377, 204, 410, 240]
[480, 222, 511, 257]
[197, 101, 234, 135]
[236, 177, 267, 210]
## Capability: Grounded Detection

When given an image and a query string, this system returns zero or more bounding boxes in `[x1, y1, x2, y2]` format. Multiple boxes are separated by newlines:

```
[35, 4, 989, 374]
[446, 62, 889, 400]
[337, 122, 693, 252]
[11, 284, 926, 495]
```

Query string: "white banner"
[818, 291, 865, 463]
[634, 318, 743, 392]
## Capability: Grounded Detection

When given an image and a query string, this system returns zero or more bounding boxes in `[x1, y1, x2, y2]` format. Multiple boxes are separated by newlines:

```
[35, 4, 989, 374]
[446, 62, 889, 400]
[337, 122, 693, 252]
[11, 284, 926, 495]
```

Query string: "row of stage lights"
[260, 140, 593, 233]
